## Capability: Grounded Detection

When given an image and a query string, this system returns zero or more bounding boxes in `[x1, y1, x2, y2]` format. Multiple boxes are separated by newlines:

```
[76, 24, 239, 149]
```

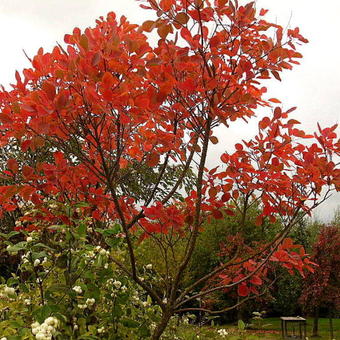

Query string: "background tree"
[0, 0, 339, 338]
[299, 225, 340, 338]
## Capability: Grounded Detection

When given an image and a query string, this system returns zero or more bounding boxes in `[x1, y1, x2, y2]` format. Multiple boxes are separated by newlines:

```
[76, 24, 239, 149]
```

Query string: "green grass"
[176, 317, 339, 340]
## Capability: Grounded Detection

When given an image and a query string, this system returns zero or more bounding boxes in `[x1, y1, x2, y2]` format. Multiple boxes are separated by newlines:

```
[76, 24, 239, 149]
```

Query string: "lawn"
[176, 317, 339, 339]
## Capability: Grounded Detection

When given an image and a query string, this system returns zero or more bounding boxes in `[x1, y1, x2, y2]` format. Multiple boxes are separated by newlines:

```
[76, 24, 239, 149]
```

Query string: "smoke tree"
[0, 0, 339, 338]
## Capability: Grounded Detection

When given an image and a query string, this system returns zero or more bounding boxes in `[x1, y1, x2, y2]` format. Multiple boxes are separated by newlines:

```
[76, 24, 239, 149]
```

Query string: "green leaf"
[77, 222, 87, 237]
[31, 251, 48, 260]
[7, 241, 27, 252]
[32, 243, 54, 251]
[238, 319, 246, 330]
[138, 324, 151, 337]
[47, 284, 69, 292]
[33, 305, 53, 323]
[74, 202, 90, 208]
[0, 231, 20, 239]
[56, 254, 68, 269]
[121, 318, 139, 328]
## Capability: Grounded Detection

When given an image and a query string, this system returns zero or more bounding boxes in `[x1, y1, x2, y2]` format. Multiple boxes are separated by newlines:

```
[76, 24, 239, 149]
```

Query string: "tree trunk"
[329, 311, 334, 340]
[151, 312, 171, 340]
[312, 307, 320, 337]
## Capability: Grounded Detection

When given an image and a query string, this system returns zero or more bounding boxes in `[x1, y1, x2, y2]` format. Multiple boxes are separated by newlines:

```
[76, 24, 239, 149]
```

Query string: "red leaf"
[175, 12, 189, 25]
[21, 139, 32, 152]
[238, 284, 249, 297]
[212, 209, 223, 219]
[91, 52, 101, 66]
[287, 119, 301, 125]
[259, 8, 269, 16]
[92, 210, 101, 220]
[235, 143, 243, 151]
[250, 275, 263, 286]
[269, 98, 281, 103]
[259, 117, 270, 130]
[255, 215, 263, 226]
[225, 209, 235, 216]
[147, 153, 160, 167]
[22, 165, 34, 179]
[221, 193, 231, 202]
[180, 27, 193, 43]
[42, 81, 56, 100]
[142, 20, 155, 32]
[210, 136, 218, 144]
[221, 153, 229, 163]
[3, 203, 17, 212]
[157, 24, 171, 39]
[102, 72, 114, 88]
[271, 71, 281, 81]
[159, 0, 172, 11]
[7, 159, 18, 173]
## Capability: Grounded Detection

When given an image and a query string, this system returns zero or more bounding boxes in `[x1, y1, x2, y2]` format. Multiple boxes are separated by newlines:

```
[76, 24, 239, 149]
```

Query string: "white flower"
[1, 337, 7, 340]
[40, 323, 49, 331]
[162, 298, 167, 304]
[34, 259, 41, 267]
[35, 333, 47, 340]
[77, 304, 86, 309]
[86, 298, 95, 306]
[3, 286, 16, 296]
[121, 285, 127, 292]
[217, 328, 229, 337]
[146, 264, 153, 270]
[45, 316, 58, 327]
[182, 316, 189, 325]
[104, 263, 108, 269]
[113, 280, 122, 289]
[24, 298, 31, 305]
[98, 326, 105, 334]
[252, 311, 261, 316]
[47, 325, 54, 333]
[99, 248, 108, 256]
[27, 236, 33, 242]
[142, 301, 150, 307]
[73, 324, 78, 330]
[31, 321, 40, 328]
[72, 286, 82, 294]
[32, 328, 40, 335]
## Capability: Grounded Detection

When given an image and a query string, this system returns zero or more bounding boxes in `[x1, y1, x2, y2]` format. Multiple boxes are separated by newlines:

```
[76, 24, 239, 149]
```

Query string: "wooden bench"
[280, 316, 307, 339]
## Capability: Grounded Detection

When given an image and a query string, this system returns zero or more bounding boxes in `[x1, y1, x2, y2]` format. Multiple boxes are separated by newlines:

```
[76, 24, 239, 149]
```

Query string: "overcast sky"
[0, 0, 339, 221]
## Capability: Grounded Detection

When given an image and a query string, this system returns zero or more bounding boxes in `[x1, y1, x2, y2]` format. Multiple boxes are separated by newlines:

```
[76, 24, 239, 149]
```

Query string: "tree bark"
[329, 311, 334, 340]
[151, 311, 172, 340]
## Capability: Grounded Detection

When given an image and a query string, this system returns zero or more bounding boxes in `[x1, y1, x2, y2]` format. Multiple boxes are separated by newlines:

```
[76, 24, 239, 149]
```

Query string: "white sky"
[0, 0, 339, 221]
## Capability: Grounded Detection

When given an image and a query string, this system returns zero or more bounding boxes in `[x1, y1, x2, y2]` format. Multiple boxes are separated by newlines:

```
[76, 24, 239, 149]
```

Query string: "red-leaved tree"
[0, 0, 339, 338]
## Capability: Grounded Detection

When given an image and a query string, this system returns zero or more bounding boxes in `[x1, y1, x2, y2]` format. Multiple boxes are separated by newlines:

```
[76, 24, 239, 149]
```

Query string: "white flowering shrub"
[0, 202, 178, 339]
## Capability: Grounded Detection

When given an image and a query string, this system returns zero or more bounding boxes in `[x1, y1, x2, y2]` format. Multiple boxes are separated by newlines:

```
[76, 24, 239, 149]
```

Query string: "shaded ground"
[177, 317, 339, 339]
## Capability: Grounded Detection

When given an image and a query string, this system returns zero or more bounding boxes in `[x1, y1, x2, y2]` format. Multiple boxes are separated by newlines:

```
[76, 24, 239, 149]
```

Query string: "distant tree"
[299, 226, 340, 338]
